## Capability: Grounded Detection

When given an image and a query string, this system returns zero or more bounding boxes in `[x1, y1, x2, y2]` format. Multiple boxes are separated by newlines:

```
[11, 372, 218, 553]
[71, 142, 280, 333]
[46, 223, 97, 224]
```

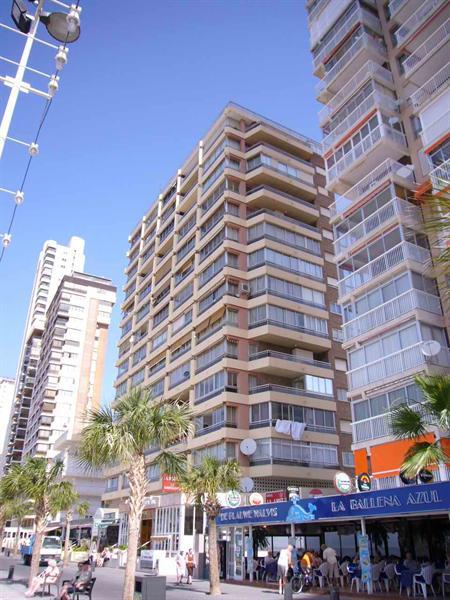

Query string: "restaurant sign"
[217, 481, 450, 526]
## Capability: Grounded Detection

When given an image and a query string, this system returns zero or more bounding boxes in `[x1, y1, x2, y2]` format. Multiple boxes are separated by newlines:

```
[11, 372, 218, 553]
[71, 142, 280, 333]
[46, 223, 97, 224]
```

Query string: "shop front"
[217, 481, 450, 581]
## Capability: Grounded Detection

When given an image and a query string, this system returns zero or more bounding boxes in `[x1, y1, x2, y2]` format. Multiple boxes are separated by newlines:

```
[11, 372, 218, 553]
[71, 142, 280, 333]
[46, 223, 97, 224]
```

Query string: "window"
[201, 178, 240, 214]
[248, 222, 320, 255]
[152, 378, 164, 397]
[177, 236, 195, 261]
[136, 302, 150, 323]
[117, 360, 128, 377]
[200, 229, 225, 262]
[332, 328, 343, 342]
[203, 137, 241, 172]
[252, 438, 338, 466]
[249, 304, 327, 336]
[172, 310, 192, 334]
[148, 357, 165, 376]
[198, 280, 238, 313]
[248, 247, 323, 279]
[178, 213, 196, 239]
[169, 361, 190, 388]
[342, 452, 355, 467]
[196, 339, 238, 372]
[174, 283, 193, 309]
[132, 344, 147, 366]
[352, 383, 425, 422]
[115, 381, 127, 399]
[131, 368, 145, 387]
[194, 371, 237, 403]
[171, 339, 191, 361]
[147, 464, 160, 482]
[154, 304, 169, 326]
[330, 303, 341, 314]
[152, 329, 167, 350]
[337, 388, 348, 402]
[250, 274, 325, 307]
[193, 442, 237, 465]
[203, 157, 240, 192]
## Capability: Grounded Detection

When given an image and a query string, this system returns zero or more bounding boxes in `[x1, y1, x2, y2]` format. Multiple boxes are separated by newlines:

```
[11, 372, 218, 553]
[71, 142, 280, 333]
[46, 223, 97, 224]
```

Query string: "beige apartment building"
[103, 103, 353, 553]
[306, 0, 450, 487]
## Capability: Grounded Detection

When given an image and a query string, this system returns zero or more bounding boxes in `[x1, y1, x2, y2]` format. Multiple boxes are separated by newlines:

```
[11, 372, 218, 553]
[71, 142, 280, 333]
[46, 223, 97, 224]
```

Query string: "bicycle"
[290, 566, 313, 594]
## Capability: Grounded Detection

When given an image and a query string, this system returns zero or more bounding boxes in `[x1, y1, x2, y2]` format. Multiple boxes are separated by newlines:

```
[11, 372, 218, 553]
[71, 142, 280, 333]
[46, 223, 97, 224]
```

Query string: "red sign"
[309, 488, 323, 497]
[162, 474, 180, 493]
[266, 490, 286, 503]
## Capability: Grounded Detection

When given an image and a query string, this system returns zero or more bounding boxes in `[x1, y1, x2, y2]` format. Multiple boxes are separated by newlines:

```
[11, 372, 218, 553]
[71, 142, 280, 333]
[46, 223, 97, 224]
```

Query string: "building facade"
[0, 377, 15, 472]
[306, 0, 450, 487]
[103, 103, 353, 554]
[2, 237, 85, 472]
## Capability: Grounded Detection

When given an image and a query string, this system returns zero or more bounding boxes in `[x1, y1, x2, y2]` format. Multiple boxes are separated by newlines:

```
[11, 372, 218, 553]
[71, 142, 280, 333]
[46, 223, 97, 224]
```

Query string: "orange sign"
[162, 474, 180, 493]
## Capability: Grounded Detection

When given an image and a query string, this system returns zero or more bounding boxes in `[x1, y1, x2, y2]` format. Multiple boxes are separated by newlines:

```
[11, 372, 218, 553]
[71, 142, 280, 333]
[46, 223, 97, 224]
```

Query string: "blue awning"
[217, 481, 450, 527]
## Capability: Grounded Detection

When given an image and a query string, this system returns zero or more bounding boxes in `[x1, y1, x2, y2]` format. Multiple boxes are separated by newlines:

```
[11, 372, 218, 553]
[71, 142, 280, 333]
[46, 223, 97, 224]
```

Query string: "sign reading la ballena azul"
[217, 481, 450, 526]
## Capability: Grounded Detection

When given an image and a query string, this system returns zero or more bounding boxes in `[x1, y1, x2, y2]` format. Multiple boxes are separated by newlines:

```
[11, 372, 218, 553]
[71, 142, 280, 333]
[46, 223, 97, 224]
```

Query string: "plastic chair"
[317, 562, 329, 588]
[348, 564, 360, 592]
[41, 571, 63, 597]
[413, 565, 436, 599]
[371, 562, 384, 592]
[442, 573, 450, 599]
[340, 561, 349, 587]
[384, 562, 397, 592]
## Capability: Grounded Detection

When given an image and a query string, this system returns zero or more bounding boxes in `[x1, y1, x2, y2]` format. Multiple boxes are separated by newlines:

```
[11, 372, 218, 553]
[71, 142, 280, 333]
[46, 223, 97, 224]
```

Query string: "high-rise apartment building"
[3, 237, 85, 471]
[306, 0, 450, 487]
[103, 103, 353, 552]
[0, 377, 15, 472]
[22, 272, 116, 460]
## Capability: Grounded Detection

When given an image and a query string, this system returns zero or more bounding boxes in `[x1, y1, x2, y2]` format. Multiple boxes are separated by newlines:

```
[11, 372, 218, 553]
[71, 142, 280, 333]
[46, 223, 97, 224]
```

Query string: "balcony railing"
[249, 383, 334, 401]
[402, 20, 450, 77]
[327, 124, 407, 185]
[249, 318, 328, 338]
[352, 402, 434, 443]
[316, 35, 386, 97]
[318, 61, 394, 125]
[334, 197, 420, 257]
[409, 63, 450, 110]
[343, 289, 442, 342]
[313, 6, 380, 71]
[246, 184, 317, 212]
[394, 0, 446, 46]
[195, 420, 237, 437]
[309, 0, 353, 49]
[430, 159, 450, 192]
[348, 342, 450, 391]
[249, 350, 332, 369]
[322, 91, 398, 153]
[338, 241, 431, 297]
[330, 159, 415, 218]
[387, 0, 408, 19]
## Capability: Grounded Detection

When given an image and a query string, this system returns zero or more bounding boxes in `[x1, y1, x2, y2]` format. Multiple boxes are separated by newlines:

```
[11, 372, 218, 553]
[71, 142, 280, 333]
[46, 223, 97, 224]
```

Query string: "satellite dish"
[240, 438, 257, 456]
[421, 340, 441, 357]
[240, 477, 254, 493]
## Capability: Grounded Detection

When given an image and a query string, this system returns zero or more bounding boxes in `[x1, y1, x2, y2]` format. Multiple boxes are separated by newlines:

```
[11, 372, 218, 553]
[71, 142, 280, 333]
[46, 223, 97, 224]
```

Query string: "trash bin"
[283, 580, 293, 600]
[7, 566, 14, 581]
[135, 574, 166, 600]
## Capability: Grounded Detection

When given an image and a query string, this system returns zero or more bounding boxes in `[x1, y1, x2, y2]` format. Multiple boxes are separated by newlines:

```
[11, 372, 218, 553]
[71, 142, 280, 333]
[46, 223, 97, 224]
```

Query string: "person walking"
[322, 543, 339, 584]
[186, 549, 196, 584]
[175, 550, 186, 585]
[277, 543, 293, 595]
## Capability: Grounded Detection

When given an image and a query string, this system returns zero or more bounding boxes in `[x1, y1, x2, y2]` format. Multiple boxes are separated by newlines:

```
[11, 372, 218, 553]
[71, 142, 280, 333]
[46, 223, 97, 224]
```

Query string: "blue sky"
[0, 0, 321, 404]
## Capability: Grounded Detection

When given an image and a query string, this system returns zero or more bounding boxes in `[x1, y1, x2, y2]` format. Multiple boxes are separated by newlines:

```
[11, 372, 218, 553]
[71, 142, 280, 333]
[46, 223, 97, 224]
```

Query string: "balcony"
[322, 90, 399, 153]
[309, 0, 353, 49]
[343, 289, 443, 343]
[329, 159, 415, 221]
[326, 124, 409, 194]
[312, 5, 381, 76]
[348, 342, 450, 392]
[394, 0, 446, 47]
[334, 197, 421, 259]
[319, 61, 395, 127]
[246, 155, 316, 199]
[250, 383, 334, 402]
[251, 438, 338, 468]
[249, 349, 332, 379]
[338, 241, 431, 297]
[408, 63, 450, 112]
[195, 420, 237, 437]
[352, 402, 434, 444]
[387, 0, 416, 22]
[429, 159, 450, 192]
[315, 34, 386, 102]
[401, 21, 450, 79]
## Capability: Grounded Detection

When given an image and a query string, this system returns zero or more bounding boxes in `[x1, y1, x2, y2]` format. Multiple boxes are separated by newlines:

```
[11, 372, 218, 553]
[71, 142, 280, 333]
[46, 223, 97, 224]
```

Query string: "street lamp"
[40, 10, 81, 44]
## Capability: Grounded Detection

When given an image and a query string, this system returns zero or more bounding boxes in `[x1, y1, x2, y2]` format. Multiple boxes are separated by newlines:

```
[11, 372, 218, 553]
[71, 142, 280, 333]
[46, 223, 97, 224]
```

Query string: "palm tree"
[1, 457, 77, 585]
[0, 487, 19, 554]
[391, 374, 450, 477]
[11, 498, 34, 557]
[76, 501, 90, 547]
[179, 457, 240, 596]
[78, 387, 192, 600]
[52, 486, 79, 566]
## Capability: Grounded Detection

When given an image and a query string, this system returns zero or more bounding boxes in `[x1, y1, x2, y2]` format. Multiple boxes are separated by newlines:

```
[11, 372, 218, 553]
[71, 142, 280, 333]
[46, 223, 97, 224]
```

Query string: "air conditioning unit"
[239, 283, 250, 296]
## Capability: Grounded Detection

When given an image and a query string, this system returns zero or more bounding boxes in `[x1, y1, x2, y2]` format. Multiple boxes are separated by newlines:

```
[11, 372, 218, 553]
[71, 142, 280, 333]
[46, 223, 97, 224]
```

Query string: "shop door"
[218, 540, 227, 579]
[140, 519, 152, 546]
[234, 527, 244, 580]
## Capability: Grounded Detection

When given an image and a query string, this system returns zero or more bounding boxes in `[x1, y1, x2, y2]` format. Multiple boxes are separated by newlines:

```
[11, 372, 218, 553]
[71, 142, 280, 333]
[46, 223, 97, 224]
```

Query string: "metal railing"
[329, 159, 414, 218]
[316, 34, 386, 96]
[334, 197, 420, 257]
[402, 20, 450, 77]
[249, 383, 334, 400]
[246, 184, 317, 211]
[318, 61, 394, 125]
[249, 349, 332, 369]
[343, 289, 442, 342]
[430, 159, 450, 191]
[394, 0, 446, 46]
[322, 90, 398, 153]
[327, 124, 407, 185]
[246, 206, 319, 233]
[387, 0, 408, 19]
[348, 342, 450, 391]
[421, 107, 450, 148]
[249, 317, 328, 338]
[338, 241, 431, 297]
[409, 63, 450, 110]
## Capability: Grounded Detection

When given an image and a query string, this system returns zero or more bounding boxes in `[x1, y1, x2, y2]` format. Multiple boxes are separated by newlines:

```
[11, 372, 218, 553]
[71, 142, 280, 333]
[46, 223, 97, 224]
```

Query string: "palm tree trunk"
[13, 520, 21, 556]
[122, 455, 147, 600]
[63, 512, 72, 566]
[208, 516, 221, 596]
[29, 517, 45, 586]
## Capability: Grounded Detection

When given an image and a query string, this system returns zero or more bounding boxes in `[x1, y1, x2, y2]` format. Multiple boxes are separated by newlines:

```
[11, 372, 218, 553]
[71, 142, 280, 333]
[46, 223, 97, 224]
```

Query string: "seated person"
[25, 559, 60, 597]
[403, 552, 419, 572]
[59, 561, 92, 600]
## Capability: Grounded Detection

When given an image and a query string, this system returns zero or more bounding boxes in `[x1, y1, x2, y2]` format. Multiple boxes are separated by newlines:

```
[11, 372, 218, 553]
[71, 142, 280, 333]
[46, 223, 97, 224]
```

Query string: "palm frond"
[415, 374, 450, 430]
[390, 405, 427, 439]
[401, 441, 448, 478]
[155, 451, 187, 479]
[49, 482, 79, 516]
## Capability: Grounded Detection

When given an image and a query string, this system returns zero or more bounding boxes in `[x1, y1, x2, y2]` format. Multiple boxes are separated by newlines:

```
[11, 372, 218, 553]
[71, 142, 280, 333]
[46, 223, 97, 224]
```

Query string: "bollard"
[284, 580, 293, 600]
[329, 585, 340, 600]
[7, 565, 14, 581]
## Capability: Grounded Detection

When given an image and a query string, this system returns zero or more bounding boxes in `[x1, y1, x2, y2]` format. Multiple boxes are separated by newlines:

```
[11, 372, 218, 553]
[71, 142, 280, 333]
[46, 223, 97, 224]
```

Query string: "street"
[0, 555, 323, 600]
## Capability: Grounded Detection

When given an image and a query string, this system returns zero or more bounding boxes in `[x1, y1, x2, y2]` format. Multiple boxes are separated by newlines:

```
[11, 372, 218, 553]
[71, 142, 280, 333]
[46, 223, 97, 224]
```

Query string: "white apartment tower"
[0, 377, 15, 472]
[2, 237, 85, 471]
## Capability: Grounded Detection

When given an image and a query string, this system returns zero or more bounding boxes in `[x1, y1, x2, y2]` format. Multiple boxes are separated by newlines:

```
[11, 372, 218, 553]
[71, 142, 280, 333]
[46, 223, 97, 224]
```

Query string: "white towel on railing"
[275, 419, 292, 435]
[291, 422, 306, 441]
